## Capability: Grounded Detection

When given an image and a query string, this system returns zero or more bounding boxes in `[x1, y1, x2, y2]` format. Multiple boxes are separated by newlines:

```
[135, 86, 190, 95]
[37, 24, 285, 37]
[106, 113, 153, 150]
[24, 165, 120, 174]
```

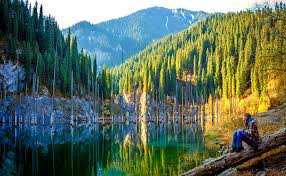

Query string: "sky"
[28, 0, 285, 29]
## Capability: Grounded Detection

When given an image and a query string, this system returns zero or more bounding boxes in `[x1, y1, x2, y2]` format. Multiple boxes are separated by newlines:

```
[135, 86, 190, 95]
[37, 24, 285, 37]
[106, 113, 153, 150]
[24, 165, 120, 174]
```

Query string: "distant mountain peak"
[253, 0, 284, 4]
[63, 7, 208, 67]
[72, 20, 92, 27]
[250, 0, 285, 10]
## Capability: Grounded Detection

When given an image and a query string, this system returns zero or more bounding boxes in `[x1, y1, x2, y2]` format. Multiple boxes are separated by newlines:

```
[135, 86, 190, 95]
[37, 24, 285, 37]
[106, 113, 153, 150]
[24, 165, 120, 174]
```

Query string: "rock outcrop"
[0, 62, 25, 93]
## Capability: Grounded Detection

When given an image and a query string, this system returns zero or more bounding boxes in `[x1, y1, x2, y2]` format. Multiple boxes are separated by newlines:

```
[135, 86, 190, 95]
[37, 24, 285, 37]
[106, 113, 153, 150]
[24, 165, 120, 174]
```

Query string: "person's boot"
[252, 143, 258, 151]
[236, 147, 244, 152]
[230, 147, 237, 153]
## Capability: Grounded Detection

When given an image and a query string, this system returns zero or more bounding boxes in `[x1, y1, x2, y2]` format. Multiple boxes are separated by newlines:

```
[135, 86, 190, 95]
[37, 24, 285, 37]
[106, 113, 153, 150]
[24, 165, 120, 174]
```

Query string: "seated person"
[231, 113, 261, 152]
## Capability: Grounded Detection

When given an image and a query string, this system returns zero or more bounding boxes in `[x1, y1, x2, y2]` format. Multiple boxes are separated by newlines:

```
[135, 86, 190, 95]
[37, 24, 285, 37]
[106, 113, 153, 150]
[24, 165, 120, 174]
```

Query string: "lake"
[0, 120, 220, 176]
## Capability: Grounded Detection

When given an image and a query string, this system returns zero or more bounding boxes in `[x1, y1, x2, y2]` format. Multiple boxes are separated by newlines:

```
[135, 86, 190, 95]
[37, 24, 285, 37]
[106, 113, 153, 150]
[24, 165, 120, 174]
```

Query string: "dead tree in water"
[181, 85, 184, 125]
[189, 83, 193, 123]
[32, 74, 36, 124]
[70, 71, 74, 126]
[98, 79, 100, 123]
[173, 96, 176, 124]
[36, 76, 39, 124]
[163, 96, 167, 122]
[185, 83, 189, 123]
[202, 88, 206, 122]
[93, 75, 97, 123]
[51, 52, 56, 126]
[110, 77, 113, 123]
[175, 80, 178, 122]
[195, 86, 199, 122]
[101, 92, 104, 124]
[88, 73, 91, 125]
[156, 90, 159, 126]
[16, 50, 20, 125]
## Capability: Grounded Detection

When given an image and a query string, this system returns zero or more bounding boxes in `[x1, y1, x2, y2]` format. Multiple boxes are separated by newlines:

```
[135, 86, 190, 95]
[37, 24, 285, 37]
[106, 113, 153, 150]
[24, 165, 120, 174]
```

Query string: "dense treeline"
[110, 3, 286, 104]
[0, 0, 113, 99]
[1, 0, 286, 109]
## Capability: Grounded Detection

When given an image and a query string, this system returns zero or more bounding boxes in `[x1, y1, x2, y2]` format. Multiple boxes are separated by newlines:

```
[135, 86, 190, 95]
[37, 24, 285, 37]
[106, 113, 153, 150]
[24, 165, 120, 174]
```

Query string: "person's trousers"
[232, 130, 253, 148]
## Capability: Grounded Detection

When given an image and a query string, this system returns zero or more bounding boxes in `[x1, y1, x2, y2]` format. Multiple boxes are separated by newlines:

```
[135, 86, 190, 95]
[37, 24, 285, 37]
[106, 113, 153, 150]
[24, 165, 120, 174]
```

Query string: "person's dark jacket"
[243, 117, 261, 144]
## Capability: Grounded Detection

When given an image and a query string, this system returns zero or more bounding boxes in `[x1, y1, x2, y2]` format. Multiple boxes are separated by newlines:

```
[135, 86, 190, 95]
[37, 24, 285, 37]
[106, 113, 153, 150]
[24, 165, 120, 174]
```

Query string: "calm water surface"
[0, 120, 220, 176]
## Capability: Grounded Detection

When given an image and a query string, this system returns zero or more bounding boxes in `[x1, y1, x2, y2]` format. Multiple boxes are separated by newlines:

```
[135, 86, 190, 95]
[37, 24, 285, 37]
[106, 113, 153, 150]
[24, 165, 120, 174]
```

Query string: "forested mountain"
[1, 1, 286, 175]
[63, 7, 208, 67]
[1, 0, 286, 112]
[0, 0, 96, 97]
[107, 3, 286, 109]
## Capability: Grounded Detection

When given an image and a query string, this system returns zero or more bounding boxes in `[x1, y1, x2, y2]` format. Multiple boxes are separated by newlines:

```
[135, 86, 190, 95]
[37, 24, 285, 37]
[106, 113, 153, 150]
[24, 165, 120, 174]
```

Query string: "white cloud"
[28, 0, 286, 29]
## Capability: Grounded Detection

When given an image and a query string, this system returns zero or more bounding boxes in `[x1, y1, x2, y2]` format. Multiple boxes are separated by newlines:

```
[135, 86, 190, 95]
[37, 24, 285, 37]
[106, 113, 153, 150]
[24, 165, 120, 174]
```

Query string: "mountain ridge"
[62, 6, 208, 67]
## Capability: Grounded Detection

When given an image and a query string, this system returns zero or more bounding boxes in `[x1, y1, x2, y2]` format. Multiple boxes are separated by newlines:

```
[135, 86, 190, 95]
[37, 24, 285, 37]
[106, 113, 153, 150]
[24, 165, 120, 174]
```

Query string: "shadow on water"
[0, 118, 221, 176]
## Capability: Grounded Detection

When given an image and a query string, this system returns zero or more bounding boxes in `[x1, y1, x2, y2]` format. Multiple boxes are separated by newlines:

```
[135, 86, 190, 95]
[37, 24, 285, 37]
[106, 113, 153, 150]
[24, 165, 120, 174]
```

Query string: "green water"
[0, 122, 220, 176]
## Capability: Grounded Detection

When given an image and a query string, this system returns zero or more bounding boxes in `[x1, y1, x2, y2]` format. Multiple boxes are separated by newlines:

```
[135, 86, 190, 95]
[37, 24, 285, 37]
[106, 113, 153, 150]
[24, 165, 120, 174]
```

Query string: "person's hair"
[243, 113, 251, 119]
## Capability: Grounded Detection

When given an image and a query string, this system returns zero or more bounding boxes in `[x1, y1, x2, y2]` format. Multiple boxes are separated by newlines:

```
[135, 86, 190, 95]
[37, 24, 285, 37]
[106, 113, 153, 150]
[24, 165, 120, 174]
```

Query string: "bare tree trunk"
[190, 81, 193, 122]
[195, 87, 199, 122]
[164, 96, 167, 123]
[71, 71, 74, 126]
[203, 88, 206, 121]
[16, 52, 20, 125]
[134, 87, 136, 123]
[93, 76, 97, 123]
[191, 99, 195, 123]
[110, 77, 113, 123]
[173, 96, 176, 124]
[185, 83, 189, 122]
[32, 74, 36, 125]
[51, 54, 56, 126]
[156, 90, 159, 127]
[211, 88, 215, 125]
[36, 76, 39, 124]
[24, 83, 28, 123]
[98, 79, 100, 123]
[88, 73, 91, 125]
[158, 83, 161, 125]
[175, 80, 178, 121]
[181, 85, 184, 125]
[102, 92, 104, 124]
[216, 95, 219, 122]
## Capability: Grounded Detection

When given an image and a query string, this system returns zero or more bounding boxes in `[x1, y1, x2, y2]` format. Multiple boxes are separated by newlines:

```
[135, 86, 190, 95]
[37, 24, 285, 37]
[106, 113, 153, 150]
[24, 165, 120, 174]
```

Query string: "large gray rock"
[0, 62, 25, 93]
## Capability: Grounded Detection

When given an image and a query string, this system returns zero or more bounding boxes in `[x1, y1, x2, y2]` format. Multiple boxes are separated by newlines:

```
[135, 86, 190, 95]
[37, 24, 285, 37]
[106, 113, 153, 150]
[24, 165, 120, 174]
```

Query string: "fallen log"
[180, 128, 286, 176]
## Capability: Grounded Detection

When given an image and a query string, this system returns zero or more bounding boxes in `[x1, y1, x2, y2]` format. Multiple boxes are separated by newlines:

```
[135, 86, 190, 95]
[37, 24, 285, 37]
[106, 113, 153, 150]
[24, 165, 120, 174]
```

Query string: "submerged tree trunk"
[32, 74, 36, 124]
[101, 92, 104, 124]
[180, 128, 286, 176]
[16, 51, 20, 125]
[93, 77, 97, 123]
[51, 54, 56, 125]
[175, 80, 178, 121]
[173, 96, 176, 124]
[181, 86, 184, 125]
[88, 73, 91, 125]
[110, 77, 113, 123]
[71, 71, 74, 126]
[98, 79, 100, 123]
